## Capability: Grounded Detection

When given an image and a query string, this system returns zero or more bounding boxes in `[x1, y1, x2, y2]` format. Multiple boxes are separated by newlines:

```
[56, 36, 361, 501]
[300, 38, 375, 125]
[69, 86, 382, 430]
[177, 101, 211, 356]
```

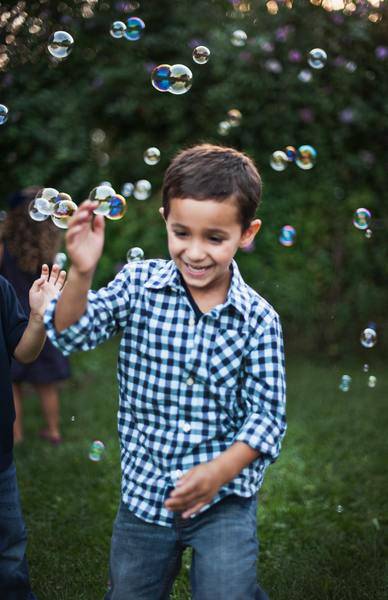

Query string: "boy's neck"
[185, 270, 232, 314]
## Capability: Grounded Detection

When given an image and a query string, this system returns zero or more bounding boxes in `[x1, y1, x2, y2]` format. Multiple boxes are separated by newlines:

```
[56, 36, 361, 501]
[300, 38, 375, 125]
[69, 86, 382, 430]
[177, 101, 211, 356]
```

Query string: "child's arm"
[14, 264, 66, 363]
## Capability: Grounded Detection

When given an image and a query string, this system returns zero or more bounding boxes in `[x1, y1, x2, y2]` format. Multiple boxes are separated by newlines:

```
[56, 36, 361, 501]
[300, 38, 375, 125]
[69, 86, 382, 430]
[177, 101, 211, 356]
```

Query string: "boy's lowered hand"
[66, 200, 105, 276]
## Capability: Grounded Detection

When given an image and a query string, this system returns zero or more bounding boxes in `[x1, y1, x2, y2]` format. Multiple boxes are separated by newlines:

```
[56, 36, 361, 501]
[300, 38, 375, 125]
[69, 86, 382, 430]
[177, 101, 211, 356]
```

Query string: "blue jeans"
[0, 462, 37, 600]
[105, 494, 269, 600]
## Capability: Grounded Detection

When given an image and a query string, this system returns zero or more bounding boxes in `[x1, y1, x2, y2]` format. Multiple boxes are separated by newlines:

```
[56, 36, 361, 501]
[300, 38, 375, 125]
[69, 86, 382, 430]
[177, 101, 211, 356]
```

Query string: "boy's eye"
[174, 231, 187, 237]
[209, 237, 223, 243]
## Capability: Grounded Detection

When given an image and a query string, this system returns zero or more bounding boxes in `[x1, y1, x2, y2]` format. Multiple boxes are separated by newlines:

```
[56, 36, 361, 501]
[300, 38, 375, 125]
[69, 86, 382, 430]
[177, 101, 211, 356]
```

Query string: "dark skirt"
[11, 337, 70, 385]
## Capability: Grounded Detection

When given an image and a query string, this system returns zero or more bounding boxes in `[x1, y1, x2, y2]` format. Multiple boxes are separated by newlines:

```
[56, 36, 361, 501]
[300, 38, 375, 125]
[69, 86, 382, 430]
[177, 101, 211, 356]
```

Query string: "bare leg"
[34, 383, 61, 440]
[12, 383, 23, 444]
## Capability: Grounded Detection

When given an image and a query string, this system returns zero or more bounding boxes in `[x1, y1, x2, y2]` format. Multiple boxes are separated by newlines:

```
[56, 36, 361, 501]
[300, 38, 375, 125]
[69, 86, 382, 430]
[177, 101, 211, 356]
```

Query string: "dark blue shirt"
[0, 275, 28, 470]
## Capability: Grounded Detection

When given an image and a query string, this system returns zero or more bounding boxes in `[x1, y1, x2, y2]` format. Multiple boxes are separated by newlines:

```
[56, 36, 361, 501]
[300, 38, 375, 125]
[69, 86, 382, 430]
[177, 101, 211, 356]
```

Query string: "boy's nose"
[186, 243, 206, 262]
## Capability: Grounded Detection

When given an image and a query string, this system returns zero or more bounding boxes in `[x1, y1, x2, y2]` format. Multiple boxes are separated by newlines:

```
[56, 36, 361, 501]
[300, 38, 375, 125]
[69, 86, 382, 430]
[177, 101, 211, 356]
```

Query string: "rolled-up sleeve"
[235, 313, 287, 464]
[44, 267, 133, 356]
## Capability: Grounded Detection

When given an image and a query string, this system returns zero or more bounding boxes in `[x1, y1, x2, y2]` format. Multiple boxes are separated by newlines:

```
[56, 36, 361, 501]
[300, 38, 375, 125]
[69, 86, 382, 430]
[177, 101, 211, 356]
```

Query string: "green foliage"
[0, 0, 387, 355]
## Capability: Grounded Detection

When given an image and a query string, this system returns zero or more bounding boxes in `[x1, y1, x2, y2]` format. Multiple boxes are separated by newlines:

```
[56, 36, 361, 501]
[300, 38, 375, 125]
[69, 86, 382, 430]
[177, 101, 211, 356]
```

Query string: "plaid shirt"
[44, 259, 286, 527]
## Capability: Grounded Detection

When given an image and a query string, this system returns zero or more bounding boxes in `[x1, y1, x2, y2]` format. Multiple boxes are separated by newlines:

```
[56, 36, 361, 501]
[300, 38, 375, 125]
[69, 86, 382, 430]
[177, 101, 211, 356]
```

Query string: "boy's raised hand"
[29, 264, 66, 318]
[66, 200, 105, 275]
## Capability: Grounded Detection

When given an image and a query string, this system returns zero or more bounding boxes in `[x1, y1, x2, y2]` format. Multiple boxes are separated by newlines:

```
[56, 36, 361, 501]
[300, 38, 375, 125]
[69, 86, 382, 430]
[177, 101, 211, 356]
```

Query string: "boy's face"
[160, 197, 261, 294]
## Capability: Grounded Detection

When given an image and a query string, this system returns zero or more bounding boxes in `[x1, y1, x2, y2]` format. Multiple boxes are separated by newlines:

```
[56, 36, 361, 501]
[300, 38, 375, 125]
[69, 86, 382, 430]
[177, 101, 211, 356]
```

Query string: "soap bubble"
[353, 208, 371, 230]
[192, 45, 210, 64]
[360, 328, 377, 348]
[227, 109, 242, 127]
[88, 440, 105, 462]
[308, 48, 327, 69]
[363, 364, 369, 372]
[106, 194, 127, 221]
[339, 374, 352, 392]
[28, 200, 49, 222]
[51, 195, 78, 229]
[110, 21, 126, 39]
[336, 505, 344, 513]
[124, 16, 145, 41]
[133, 180, 152, 200]
[365, 228, 373, 239]
[298, 69, 313, 83]
[231, 30, 247, 47]
[0, 210, 7, 222]
[295, 145, 317, 170]
[34, 188, 60, 215]
[144, 147, 161, 166]
[285, 146, 297, 162]
[47, 31, 74, 60]
[279, 225, 296, 247]
[217, 121, 231, 136]
[270, 150, 288, 172]
[151, 64, 172, 92]
[54, 252, 67, 268]
[89, 185, 116, 216]
[368, 375, 377, 388]
[121, 182, 134, 197]
[168, 64, 193, 95]
[0, 104, 9, 125]
[127, 247, 144, 262]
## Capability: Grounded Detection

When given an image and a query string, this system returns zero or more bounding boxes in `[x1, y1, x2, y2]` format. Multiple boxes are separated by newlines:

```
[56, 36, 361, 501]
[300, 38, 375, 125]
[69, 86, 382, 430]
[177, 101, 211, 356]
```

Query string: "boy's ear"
[239, 219, 262, 248]
[159, 207, 166, 222]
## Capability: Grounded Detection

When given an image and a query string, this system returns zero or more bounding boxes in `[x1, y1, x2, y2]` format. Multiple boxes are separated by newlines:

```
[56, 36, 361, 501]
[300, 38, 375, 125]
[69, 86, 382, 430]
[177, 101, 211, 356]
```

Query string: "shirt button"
[182, 422, 191, 433]
[186, 377, 194, 386]
[189, 317, 195, 327]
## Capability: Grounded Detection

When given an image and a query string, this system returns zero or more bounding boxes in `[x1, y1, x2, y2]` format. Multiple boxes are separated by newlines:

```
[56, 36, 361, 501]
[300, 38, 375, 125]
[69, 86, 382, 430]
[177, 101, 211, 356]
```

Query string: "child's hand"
[66, 200, 105, 275]
[29, 264, 67, 318]
[164, 461, 223, 519]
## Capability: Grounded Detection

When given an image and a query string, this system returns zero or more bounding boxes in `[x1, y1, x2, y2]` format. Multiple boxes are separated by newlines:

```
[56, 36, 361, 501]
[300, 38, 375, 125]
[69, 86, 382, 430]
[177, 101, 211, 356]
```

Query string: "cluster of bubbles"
[360, 327, 377, 349]
[89, 184, 127, 220]
[120, 180, 152, 200]
[110, 17, 145, 41]
[88, 440, 106, 462]
[28, 188, 78, 229]
[353, 208, 372, 238]
[144, 147, 161, 166]
[127, 246, 144, 262]
[307, 48, 328, 69]
[231, 30, 248, 47]
[0, 104, 8, 125]
[270, 145, 317, 171]
[217, 108, 242, 136]
[151, 64, 193, 95]
[192, 45, 211, 65]
[339, 374, 351, 392]
[279, 225, 296, 247]
[47, 31, 74, 60]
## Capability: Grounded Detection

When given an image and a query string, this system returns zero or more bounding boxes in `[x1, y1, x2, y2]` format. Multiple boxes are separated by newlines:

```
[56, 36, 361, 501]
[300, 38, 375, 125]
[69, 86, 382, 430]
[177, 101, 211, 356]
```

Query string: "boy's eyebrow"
[171, 222, 229, 234]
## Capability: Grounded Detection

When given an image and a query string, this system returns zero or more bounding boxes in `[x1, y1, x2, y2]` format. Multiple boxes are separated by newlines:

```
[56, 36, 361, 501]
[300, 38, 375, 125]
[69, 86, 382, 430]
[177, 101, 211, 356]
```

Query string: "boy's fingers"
[40, 264, 49, 280]
[57, 270, 67, 289]
[182, 501, 205, 519]
[48, 264, 60, 285]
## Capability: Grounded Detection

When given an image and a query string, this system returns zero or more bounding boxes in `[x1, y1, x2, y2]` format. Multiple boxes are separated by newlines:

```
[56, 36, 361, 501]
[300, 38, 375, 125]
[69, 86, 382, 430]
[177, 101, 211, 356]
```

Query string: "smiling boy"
[44, 144, 287, 599]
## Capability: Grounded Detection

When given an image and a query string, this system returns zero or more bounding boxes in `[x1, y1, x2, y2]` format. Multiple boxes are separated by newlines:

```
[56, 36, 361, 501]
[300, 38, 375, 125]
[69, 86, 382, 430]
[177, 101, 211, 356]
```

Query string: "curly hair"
[1, 186, 63, 274]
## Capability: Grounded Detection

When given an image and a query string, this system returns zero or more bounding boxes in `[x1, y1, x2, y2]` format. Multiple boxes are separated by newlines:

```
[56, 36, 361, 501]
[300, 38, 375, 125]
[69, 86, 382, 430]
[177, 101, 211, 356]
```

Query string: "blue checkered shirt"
[44, 259, 286, 526]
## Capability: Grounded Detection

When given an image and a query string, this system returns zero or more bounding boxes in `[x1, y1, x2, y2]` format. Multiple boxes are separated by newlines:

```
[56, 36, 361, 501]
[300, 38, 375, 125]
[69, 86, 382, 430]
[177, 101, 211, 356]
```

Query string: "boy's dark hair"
[162, 144, 262, 231]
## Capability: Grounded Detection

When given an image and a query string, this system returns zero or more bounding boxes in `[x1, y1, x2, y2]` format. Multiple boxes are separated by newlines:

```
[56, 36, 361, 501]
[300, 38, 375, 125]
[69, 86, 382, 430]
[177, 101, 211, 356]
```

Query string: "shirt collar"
[145, 259, 251, 321]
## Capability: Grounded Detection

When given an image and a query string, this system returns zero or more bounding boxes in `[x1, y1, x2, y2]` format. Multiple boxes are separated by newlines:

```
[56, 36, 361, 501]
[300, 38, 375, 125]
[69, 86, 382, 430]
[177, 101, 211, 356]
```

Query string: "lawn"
[14, 338, 388, 600]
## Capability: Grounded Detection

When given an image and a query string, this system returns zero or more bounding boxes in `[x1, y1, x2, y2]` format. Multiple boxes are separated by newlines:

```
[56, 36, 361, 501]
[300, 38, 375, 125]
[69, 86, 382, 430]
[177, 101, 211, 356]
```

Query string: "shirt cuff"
[235, 412, 285, 463]
[43, 295, 88, 356]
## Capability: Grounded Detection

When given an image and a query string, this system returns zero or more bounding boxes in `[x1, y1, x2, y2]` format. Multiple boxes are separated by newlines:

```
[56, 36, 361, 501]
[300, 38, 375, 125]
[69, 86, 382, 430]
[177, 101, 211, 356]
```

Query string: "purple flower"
[338, 108, 355, 123]
[375, 46, 388, 60]
[288, 49, 302, 63]
[299, 108, 314, 123]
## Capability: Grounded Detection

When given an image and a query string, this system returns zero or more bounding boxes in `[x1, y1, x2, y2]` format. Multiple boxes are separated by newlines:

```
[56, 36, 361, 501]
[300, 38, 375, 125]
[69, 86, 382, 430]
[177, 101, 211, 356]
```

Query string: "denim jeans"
[105, 494, 270, 600]
[0, 462, 37, 600]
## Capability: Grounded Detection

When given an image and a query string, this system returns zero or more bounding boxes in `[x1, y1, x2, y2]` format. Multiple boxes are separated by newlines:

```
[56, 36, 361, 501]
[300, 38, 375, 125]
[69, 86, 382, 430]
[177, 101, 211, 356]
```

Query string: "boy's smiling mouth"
[183, 261, 213, 276]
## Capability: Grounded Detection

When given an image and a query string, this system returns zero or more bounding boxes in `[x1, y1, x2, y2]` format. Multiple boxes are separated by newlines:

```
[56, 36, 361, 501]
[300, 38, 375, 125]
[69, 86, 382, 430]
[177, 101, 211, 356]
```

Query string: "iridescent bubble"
[127, 246, 144, 262]
[121, 182, 134, 197]
[365, 228, 373, 239]
[353, 208, 371, 230]
[270, 150, 288, 172]
[308, 48, 327, 69]
[88, 440, 106, 462]
[0, 104, 9, 125]
[168, 64, 193, 95]
[124, 16, 145, 41]
[217, 121, 231, 136]
[227, 109, 242, 127]
[368, 375, 377, 388]
[110, 21, 126, 39]
[133, 180, 151, 201]
[35, 188, 60, 215]
[144, 147, 161, 166]
[28, 200, 49, 222]
[106, 194, 127, 221]
[336, 505, 344, 514]
[99, 181, 113, 187]
[51, 195, 78, 229]
[279, 225, 296, 247]
[360, 328, 377, 349]
[192, 45, 210, 65]
[231, 30, 247, 47]
[298, 69, 313, 83]
[47, 31, 74, 60]
[89, 185, 116, 216]
[54, 252, 67, 268]
[285, 146, 297, 162]
[363, 364, 369, 373]
[295, 145, 317, 170]
[151, 64, 172, 92]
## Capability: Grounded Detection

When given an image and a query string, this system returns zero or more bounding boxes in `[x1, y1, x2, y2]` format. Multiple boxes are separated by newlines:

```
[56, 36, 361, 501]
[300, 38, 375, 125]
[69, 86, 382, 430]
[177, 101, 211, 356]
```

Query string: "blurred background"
[0, 0, 387, 359]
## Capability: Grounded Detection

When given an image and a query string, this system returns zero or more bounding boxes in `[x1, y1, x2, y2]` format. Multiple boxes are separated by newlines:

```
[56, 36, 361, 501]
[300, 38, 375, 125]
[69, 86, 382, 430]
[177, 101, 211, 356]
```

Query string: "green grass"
[14, 339, 388, 599]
